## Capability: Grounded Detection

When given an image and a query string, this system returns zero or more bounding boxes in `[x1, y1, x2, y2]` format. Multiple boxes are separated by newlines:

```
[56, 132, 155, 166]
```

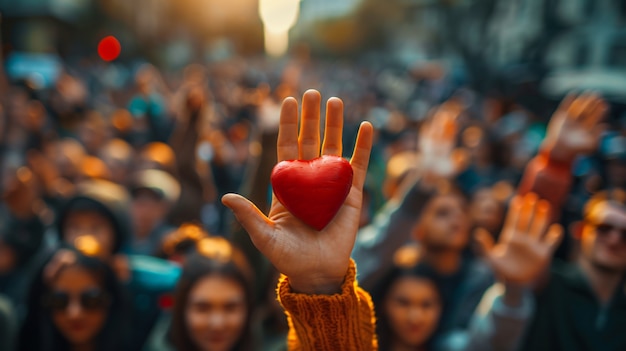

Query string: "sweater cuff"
[278, 260, 376, 350]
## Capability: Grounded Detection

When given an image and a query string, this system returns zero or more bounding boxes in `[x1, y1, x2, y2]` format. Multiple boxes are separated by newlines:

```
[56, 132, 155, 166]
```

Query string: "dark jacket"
[520, 260, 626, 351]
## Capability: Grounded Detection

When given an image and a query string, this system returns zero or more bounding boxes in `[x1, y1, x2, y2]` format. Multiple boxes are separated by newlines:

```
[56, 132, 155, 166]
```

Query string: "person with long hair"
[373, 263, 443, 351]
[18, 244, 130, 351]
[169, 236, 255, 351]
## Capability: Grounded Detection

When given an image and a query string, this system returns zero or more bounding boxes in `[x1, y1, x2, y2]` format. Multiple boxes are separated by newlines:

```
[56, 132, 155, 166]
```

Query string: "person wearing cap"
[129, 169, 181, 256]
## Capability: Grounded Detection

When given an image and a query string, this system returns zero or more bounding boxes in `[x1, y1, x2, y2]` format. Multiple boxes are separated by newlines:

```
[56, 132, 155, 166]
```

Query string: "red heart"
[271, 155, 353, 230]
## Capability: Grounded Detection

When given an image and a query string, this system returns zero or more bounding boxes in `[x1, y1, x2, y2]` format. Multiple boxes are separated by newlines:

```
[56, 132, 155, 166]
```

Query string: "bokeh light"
[97, 35, 122, 62]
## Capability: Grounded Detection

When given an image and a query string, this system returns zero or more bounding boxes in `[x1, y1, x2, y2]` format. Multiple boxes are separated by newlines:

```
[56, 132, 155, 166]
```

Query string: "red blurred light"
[158, 294, 174, 310]
[98, 36, 121, 62]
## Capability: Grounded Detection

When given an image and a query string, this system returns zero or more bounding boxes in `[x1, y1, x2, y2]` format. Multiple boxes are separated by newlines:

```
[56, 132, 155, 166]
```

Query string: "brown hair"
[170, 237, 255, 351]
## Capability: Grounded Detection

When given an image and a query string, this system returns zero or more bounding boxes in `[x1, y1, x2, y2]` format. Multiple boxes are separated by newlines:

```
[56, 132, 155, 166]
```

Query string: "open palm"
[223, 90, 373, 294]
[475, 193, 563, 285]
[544, 93, 607, 162]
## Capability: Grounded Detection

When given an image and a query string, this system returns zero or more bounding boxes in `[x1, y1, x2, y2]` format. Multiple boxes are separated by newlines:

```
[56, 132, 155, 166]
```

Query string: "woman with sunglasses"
[18, 243, 130, 351]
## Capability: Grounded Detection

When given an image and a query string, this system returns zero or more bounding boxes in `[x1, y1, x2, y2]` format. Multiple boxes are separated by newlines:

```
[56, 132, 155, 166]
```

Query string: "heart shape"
[271, 155, 353, 231]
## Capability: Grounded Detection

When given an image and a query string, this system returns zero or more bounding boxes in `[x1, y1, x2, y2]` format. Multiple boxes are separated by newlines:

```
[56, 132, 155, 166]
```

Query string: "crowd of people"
[0, 52, 624, 351]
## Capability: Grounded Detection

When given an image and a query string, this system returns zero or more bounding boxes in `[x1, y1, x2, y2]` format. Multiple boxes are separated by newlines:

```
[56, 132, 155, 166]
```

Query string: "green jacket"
[521, 260, 626, 351]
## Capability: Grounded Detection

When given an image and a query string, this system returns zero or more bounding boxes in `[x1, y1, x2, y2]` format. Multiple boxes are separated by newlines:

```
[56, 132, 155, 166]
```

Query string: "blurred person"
[136, 141, 178, 175]
[352, 103, 479, 301]
[46, 138, 87, 184]
[168, 85, 218, 226]
[406, 184, 494, 334]
[56, 179, 181, 350]
[78, 156, 112, 181]
[78, 111, 110, 156]
[18, 246, 131, 351]
[455, 124, 518, 195]
[127, 64, 173, 145]
[129, 169, 181, 256]
[514, 190, 626, 351]
[513, 93, 626, 350]
[99, 138, 134, 185]
[598, 131, 626, 190]
[0, 293, 16, 351]
[48, 72, 88, 136]
[0, 165, 47, 317]
[157, 223, 208, 264]
[155, 236, 256, 351]
[468, 182, 511, 239]
[372, 263, 443, 351]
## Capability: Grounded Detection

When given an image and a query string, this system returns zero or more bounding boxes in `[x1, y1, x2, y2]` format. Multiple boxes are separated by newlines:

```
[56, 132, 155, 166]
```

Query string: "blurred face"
[581, 203, 626, 272]
[383, 276, 442, 348]
[470, 189, 504, 235]
[132, 190, 167, 238]
[63, 211, 115, 258]
[417, 194, 470, 251]
[49, 265, 109, 346]
[185, 275, 247, 351]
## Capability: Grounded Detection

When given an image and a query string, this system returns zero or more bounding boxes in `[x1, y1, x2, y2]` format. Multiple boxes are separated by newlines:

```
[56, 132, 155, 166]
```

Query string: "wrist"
[539, 141, 577, 166]
[502, 283, 526, 307]
[288, 275, 345, 295]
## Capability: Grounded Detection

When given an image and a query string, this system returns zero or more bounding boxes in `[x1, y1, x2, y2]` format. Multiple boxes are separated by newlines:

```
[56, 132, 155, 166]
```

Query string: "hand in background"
[417, 102, 467, 185]
[475, 192, 563, 286]
[542, 93, 608, 163]
[222, 89, 373, 295]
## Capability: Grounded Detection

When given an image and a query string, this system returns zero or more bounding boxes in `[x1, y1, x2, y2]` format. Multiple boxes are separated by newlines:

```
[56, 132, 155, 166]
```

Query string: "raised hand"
[222, 90, 373, 295]
[542, 92, 608, 162]
[475, 192, 563, 285]
[418, 102, 467, 182]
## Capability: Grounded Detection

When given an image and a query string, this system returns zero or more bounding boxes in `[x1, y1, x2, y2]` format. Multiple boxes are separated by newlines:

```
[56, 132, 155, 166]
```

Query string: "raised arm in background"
[518, 93, 607, 217]
[352, 102, 467, 291]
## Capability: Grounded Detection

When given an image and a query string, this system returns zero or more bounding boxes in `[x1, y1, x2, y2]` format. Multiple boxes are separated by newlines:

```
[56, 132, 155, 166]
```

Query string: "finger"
[568, 94, 594, 121]
[528, 199, 550, 240]
[222, 194, 274, 252]
[298, 89, 321, 160]
[350, 122, 374, 190]
[474, 228, 495, 257]
[542, 223, 564, 252]
[451, 148, 469, 174]
[321, 97, 344, 156]
[558, 92, 576, 112]
[583, 97, 608, 129]
[277, 97, 299, 162]
[501, 195, 522, 242]
[516, 192, 539, 234]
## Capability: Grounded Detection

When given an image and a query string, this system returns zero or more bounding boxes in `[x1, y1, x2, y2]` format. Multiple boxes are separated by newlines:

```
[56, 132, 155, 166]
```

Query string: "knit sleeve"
[277, 260, 378, 351]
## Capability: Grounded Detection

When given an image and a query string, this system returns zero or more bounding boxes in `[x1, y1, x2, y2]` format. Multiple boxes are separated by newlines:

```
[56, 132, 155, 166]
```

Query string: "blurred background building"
[0, 0, 624, 108]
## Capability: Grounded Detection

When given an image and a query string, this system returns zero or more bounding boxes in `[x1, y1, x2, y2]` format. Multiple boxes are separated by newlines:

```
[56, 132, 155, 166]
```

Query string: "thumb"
[474, 228, 495, 258]
[221, 193, 274, 252]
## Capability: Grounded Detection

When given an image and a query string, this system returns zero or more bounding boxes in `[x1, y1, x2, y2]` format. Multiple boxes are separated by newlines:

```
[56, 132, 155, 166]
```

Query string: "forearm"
[459, 283, 534, 351]
[517, 148, 572, 220]
[279, 260, 378, 351]
[352, 179, 434, 290]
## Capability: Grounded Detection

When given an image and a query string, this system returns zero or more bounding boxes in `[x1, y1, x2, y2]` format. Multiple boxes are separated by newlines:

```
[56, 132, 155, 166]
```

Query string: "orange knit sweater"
[277, 260, 378, 351]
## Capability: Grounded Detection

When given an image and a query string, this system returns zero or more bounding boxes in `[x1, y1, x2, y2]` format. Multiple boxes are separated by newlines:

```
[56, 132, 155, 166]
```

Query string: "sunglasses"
[587, 220, 626, 243]
[42, 289, 111, 311]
